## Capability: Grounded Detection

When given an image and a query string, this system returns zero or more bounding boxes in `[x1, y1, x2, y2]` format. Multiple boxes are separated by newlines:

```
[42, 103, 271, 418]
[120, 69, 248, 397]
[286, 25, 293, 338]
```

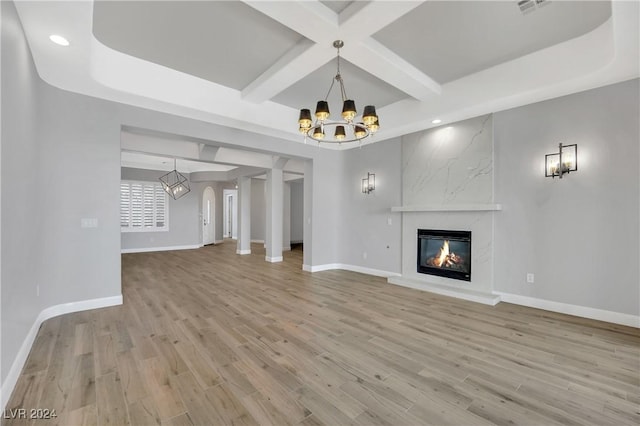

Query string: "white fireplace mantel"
[391, 204, 502, 212]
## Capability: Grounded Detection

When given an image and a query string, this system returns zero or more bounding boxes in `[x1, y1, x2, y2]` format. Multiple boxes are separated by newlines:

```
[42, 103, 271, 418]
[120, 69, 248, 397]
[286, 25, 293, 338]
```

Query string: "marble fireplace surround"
[389, 207, 502, 305]
[389, 114, 502, 305]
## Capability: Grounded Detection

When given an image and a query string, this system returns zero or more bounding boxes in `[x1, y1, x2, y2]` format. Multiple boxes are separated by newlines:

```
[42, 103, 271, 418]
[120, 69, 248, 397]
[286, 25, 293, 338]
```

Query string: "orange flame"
[434, 240, 450, 267]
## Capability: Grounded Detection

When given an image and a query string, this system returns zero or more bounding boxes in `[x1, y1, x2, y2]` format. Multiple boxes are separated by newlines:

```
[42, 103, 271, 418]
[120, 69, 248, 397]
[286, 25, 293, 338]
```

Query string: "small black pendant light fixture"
[159, 159, 191, 200]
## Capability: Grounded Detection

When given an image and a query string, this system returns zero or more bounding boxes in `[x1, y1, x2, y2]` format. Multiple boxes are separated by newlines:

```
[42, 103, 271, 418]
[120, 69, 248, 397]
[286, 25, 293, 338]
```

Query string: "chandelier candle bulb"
[315, 101, 330, 121]
[370, 117, 379, 134]
[313, 126, 325, 139]
[298, 109, 312, 128]
[335, 125, 346, 141]
[362, 105, 377, 126]
[355, 125, 367, 138]
[342, 100, 357, 121]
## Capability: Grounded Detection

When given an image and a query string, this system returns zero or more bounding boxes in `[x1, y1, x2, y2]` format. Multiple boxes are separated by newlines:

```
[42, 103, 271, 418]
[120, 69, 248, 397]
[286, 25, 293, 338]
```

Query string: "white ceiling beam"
[199, 144, 220, 162]
[241, 1, 339, 103]
[215, 147, 275, 169]
[242, 0, 439, 103]
[344, 37, 441, 99]
[242, 40, 333, 103]
[272, 156, 289, 170]
[337, 1, 441, 99]
[284, 158, 305, 174]
[242, 1, 338, 42]
[121, 132, 202, 159]
[337, 1, 425, 39]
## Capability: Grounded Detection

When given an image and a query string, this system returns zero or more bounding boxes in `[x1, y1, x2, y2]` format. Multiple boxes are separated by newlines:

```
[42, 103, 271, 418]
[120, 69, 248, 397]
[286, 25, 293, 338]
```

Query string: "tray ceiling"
[14, 0, 638, 149]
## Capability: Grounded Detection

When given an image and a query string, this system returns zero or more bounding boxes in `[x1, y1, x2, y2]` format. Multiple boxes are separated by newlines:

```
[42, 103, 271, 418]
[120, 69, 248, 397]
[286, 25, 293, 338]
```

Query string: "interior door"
[227, 194, 233, 238]
[202, 187, 215, 245]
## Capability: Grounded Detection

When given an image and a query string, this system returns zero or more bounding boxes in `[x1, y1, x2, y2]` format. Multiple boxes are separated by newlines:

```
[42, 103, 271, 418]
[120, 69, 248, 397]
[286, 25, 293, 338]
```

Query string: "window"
[120, 181, 168, 232]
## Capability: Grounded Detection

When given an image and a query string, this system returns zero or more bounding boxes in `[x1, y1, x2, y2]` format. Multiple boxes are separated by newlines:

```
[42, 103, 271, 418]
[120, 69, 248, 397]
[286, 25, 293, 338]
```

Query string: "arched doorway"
[202, 186, 215, 245]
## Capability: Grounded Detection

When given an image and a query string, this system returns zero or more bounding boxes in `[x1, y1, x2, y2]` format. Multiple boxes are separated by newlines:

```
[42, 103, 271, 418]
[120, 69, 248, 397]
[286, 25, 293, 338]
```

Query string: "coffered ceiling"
[13, 1, 640, 151]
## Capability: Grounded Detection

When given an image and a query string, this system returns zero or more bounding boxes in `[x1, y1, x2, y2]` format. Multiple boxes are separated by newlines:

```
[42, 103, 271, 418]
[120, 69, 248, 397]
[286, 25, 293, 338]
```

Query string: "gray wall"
[121, 167, 201, 250]
[290, 179, 304, 243]
[1, 0, 45, 383]
[1, 0, 344, 388]
[250, 178, 266, 241]
[493, 79, 639, 315]
[340, 138, 403, 273]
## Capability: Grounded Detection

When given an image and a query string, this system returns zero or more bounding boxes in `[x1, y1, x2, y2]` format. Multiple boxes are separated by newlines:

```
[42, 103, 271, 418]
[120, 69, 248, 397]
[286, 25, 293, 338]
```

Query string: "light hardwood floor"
[4, 241, 640, 425]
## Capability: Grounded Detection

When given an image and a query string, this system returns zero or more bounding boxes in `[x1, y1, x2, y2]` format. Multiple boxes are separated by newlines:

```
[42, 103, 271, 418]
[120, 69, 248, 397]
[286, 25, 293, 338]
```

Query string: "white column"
[283, 182, 291, 251]
[265, 169, 284, 262]
[303, 160, 313, 269]
[236, 176, 251, 255]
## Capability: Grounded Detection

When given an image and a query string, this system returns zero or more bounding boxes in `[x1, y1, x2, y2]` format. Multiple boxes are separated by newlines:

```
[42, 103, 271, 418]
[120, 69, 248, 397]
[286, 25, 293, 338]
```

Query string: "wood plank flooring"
[4, 241, 640, 425]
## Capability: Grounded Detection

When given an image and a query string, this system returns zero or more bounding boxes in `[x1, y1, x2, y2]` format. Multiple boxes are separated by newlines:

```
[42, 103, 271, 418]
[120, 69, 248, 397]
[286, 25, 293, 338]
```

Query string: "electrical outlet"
[526, 273, 535, 283]
[36, 285, 40, 297]
[362, 252, 368, 260]
[387, 217, 392, 226]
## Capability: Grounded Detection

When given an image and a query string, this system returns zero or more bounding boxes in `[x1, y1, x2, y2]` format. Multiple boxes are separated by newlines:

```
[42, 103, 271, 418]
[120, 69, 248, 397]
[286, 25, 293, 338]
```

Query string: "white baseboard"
[301, 263, 401, 278]
[303, 263, 339, 272]
[121, 244, 200, 254]
[266, 256, 283, 263]
[1, 295, 123, 410]
[495, 292, 640, 328]
[388, 276, 501, 306]
[283, 246, 291, 251]
[250, 239, 265, 244]
[236, 249, 251, 255]
[214, 239, 224, 244]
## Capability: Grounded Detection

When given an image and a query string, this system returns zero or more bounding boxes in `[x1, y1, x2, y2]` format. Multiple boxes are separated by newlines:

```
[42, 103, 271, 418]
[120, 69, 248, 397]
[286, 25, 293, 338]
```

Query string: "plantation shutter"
[120, 181, 168, 232]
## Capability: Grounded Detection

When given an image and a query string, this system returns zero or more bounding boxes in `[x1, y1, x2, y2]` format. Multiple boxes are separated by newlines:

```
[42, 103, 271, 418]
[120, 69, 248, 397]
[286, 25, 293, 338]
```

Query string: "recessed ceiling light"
[49, 35, 69, 46]
[432, 119, 442, 124]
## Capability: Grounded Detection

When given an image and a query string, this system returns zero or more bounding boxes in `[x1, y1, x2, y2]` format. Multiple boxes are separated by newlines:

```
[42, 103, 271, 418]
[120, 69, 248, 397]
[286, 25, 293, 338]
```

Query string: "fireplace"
[417, 229, 471, 281]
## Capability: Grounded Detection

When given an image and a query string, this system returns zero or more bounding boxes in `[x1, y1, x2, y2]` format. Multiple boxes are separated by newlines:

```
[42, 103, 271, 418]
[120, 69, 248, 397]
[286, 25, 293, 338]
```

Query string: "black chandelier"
[159, 158, 190, 200]
[298, 40, 379, 144]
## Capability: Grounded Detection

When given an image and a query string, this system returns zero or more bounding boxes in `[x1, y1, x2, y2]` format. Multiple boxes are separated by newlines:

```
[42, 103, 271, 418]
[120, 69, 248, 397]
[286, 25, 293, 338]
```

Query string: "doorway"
[223, 189, 238, 239]
[202, 186, 215, 245]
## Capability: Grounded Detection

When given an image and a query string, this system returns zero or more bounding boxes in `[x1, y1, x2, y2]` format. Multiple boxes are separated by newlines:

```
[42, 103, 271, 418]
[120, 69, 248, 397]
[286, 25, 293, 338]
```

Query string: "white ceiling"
[372, 1, 612, 84]
[93, 1, 306, 91]
[13, 0, 640, 153]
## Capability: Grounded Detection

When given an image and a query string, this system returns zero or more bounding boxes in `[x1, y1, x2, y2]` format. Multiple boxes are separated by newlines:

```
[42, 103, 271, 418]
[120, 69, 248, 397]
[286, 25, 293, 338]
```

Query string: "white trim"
[339, 264, 401, 278]
[214, 239, 224, 244]
[1, 295, 123, 410]
[283, 246, 291, 251]
[121, 244, 200, 254]
[301, 263, 401, 278]
[388, 277, 501, 306]
[303, 263, 340, 272]
[495, 292, 640, 328]
[265, 256, 283, 263]
[391, 204, 502, 212]
[250, 239, 265, 243]
[236, 249, 251, 255]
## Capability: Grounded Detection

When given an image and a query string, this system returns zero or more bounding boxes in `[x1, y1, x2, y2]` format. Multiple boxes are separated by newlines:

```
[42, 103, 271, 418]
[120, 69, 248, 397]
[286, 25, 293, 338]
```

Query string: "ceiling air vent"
[518, 0, 550, 15]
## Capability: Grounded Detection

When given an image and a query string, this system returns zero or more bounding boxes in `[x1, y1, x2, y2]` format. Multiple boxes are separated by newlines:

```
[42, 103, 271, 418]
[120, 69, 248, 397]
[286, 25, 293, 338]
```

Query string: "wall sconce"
[362, 172, 375, 194]
[545, 143, 577, 179]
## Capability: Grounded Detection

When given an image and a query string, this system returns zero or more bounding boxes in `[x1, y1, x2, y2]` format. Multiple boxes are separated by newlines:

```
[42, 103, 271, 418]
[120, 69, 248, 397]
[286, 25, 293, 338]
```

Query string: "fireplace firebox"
[417, 229, 471, 281]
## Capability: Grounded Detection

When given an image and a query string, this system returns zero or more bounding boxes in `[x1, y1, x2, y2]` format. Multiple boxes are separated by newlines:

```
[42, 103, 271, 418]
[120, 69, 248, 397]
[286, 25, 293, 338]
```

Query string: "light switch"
[387, 217, 392, 226]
